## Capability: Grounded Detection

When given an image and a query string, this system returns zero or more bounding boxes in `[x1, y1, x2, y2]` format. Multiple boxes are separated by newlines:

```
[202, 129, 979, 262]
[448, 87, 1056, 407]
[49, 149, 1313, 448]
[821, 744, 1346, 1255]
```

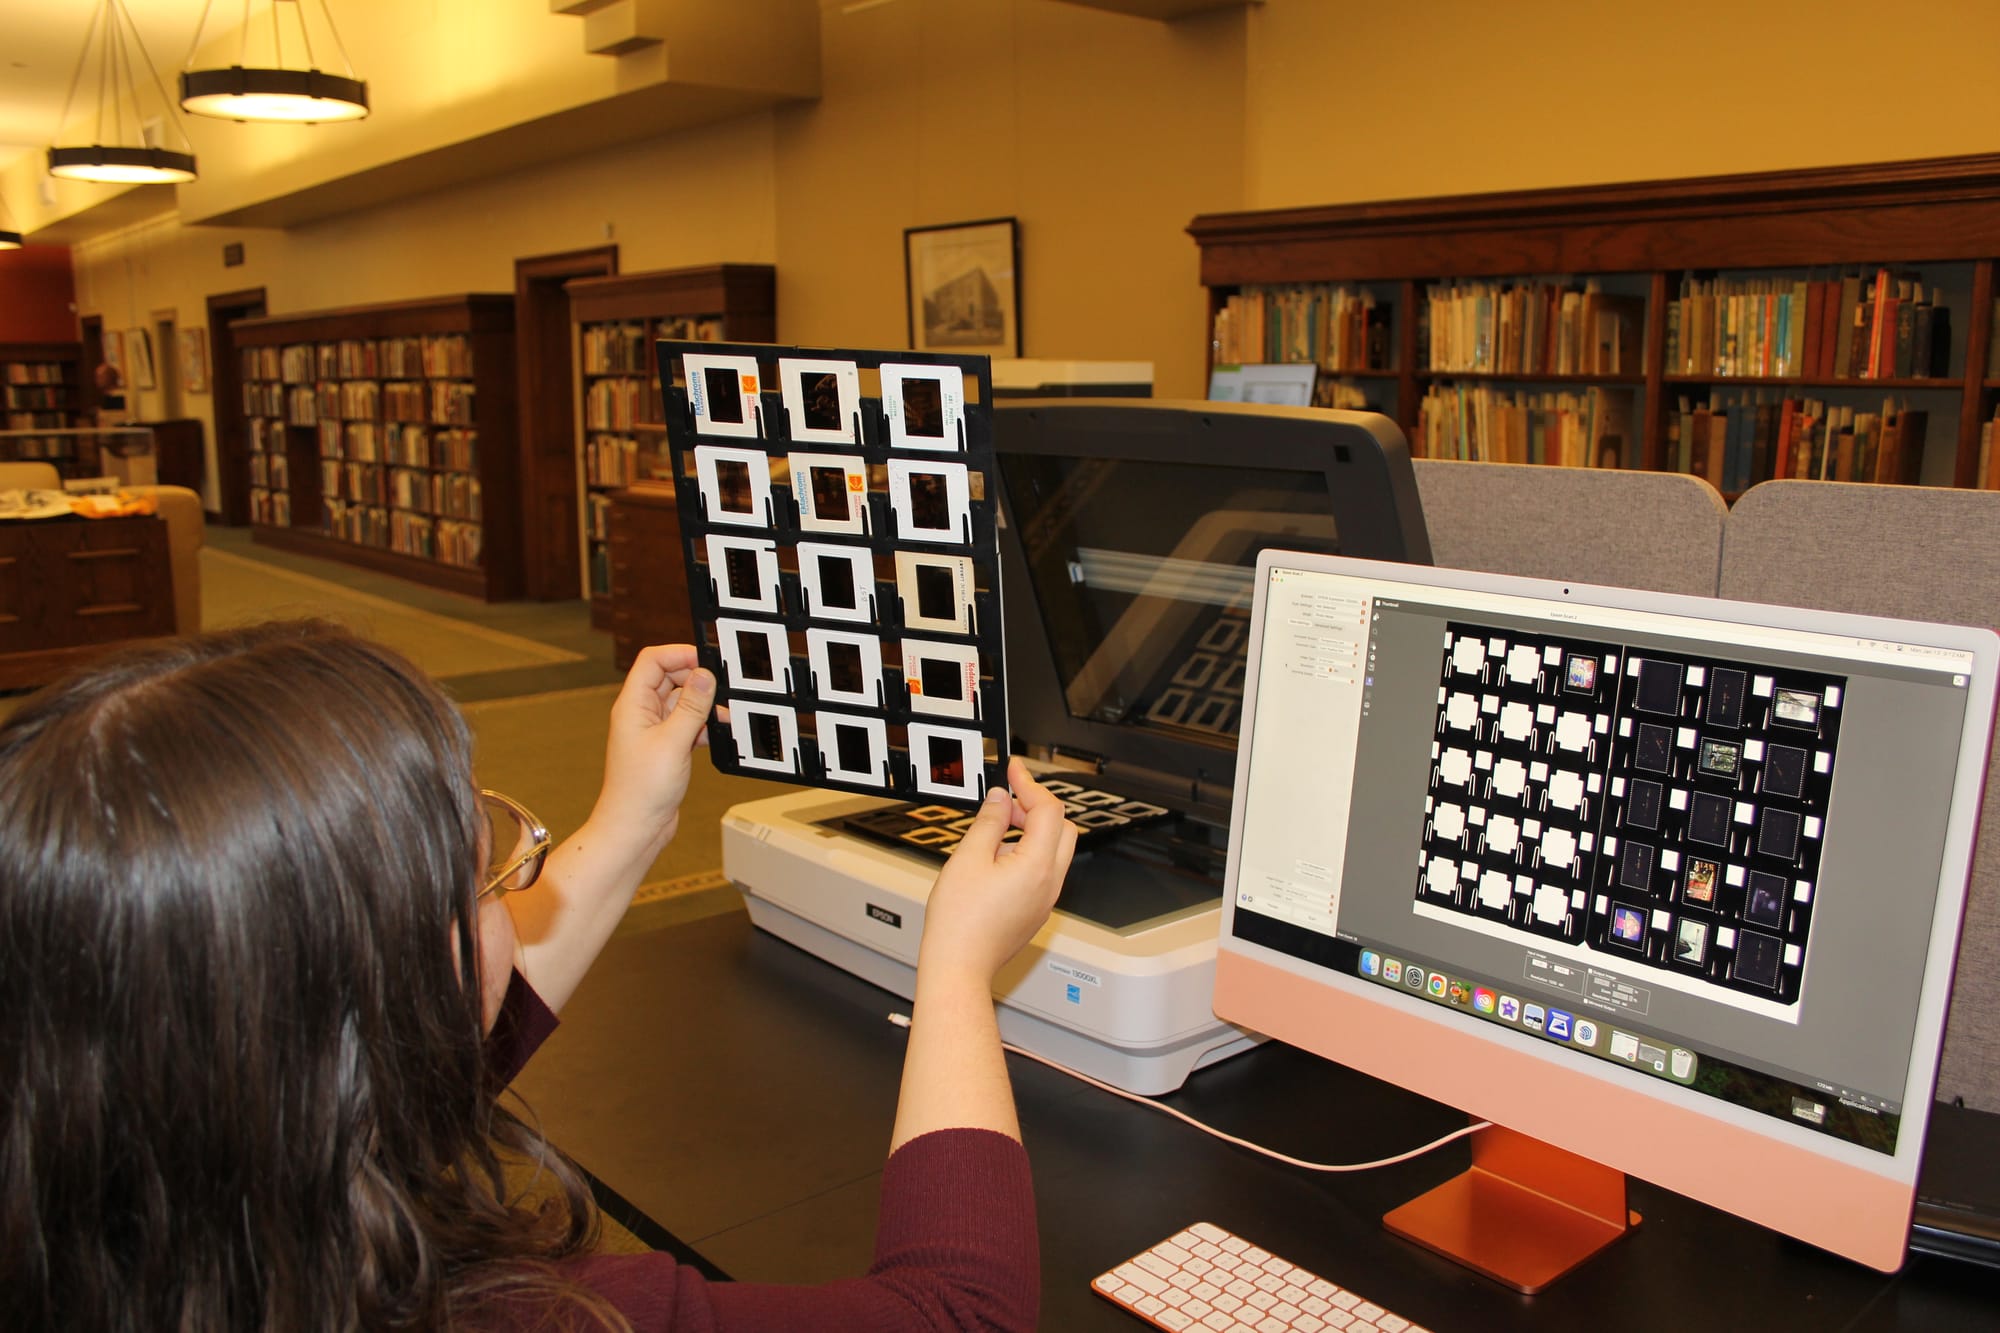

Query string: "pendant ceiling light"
[180, 0, 369, 124]
[0, 197, 22, 249]
[46, 0, 199, 185]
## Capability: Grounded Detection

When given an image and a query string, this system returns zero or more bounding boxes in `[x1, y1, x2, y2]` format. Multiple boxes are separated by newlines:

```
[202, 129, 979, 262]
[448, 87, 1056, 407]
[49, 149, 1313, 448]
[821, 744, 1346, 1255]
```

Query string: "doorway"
[206, 287, 267, 525]
[514, 245, 617, 601]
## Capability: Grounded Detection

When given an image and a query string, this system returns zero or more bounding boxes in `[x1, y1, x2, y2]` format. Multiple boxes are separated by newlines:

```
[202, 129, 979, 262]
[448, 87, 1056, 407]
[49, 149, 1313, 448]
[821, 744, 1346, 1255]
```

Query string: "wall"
[0, 245, 77, 343]
[1243, 0, 2000, 209]
[70, 112, 780, 507]
[772, 0, 1248, 399]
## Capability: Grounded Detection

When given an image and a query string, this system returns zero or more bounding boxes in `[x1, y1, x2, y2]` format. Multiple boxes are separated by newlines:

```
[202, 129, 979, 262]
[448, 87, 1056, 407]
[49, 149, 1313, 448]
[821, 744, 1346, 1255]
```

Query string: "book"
[1834, 274, 1863, 378]
[1803, 281, 1826, 379]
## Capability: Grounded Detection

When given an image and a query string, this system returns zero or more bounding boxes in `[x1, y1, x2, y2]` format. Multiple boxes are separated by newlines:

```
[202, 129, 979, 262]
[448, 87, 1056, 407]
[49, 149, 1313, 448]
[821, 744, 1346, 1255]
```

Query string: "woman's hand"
[918, 757, 1078, 989]
[514, 644, 718, 1014]
[589, 643, 719, 859]
[890, 757, 1077, 1150]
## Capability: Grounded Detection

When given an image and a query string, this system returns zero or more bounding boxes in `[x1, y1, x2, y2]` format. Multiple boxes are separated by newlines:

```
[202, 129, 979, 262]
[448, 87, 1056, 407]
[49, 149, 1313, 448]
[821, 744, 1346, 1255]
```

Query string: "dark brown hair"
[0, 621, 609, 1330]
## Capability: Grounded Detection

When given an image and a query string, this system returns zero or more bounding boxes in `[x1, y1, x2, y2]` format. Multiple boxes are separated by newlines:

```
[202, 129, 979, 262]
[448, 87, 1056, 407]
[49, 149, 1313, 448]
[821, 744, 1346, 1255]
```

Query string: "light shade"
[0, 230, 22, 251]
[180, 66, 369, 123]
[47, 145, 199, 185]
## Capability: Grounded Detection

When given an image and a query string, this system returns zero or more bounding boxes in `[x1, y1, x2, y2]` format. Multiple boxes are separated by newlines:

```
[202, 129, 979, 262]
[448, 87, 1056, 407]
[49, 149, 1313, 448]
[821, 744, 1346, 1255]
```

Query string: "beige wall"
[62, 0, 2000, 511]
[1244, 0, 2000, 209]
[773, 0, 1246, 398]
[74, 113, 779, 508]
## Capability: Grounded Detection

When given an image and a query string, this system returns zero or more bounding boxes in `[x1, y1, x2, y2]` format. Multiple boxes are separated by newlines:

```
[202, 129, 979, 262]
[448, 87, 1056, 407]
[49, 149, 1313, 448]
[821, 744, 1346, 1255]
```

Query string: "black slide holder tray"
[658, 340, 1009, 807]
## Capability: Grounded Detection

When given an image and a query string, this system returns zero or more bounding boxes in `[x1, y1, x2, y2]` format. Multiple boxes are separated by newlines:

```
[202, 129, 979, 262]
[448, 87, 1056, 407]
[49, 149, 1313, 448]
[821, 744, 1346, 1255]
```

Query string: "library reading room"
[7, 3, 2000, 1330]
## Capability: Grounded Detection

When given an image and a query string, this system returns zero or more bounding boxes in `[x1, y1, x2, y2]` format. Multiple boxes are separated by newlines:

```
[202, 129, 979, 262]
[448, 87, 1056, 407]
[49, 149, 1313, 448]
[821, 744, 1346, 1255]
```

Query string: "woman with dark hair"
[0, 620, 1074, 1331]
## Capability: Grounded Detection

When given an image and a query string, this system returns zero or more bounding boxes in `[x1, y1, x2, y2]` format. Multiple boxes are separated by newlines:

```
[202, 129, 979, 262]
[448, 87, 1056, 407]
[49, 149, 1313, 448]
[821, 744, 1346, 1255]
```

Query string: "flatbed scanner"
[724, 399, 1430, 1093]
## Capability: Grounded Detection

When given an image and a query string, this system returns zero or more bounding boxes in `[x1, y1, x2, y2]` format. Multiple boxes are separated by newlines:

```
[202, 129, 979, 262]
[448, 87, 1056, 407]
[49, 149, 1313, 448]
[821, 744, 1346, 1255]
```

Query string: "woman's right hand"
[918, 757, 1077, 988]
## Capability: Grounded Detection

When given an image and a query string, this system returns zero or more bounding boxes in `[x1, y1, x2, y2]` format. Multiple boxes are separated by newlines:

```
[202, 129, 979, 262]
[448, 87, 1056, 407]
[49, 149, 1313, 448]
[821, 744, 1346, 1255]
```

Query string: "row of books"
[346, 422, 470, 468]
[3, 411, 68, 430]
[1421, 280, 1641, 377]
[1415, 384, 1633, 467]
[4, 362, 69, 385]
[582, 323, 649, 375]
[587, 492, 613, 542]
[1971, 407, 2000, 488]
[249, 418, 284, 452]
[584, 378, 661, 431]
[1210, 284, 1391, 372]
[249, 487, 291, 526]
[250, 452, 287, 489]
[293, 380, 478, 424]
[1663, 271, 1949, 380]
[316, 463, 482, 519]
[0, 435, 76, 461]
[1666, 393, 1926, 490]
[313, 504, 482, 568]
[244, 381, 285, 418]
[583, 434, 666, 489]
[261, 335, 477, 384]
[5, 385, 71, 409]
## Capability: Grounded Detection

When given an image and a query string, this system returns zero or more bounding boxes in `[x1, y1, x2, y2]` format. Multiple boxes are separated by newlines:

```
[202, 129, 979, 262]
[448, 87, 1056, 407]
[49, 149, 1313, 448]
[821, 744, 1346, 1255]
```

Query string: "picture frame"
[127, 328, 156, 390]
[904, 217, 1021, 357]
[178, 328, 210, 394]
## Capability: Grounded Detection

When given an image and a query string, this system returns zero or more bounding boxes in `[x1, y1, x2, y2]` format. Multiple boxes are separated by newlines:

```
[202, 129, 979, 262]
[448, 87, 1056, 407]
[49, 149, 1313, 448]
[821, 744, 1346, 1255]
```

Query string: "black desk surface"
[513, 908, 2000, 1330]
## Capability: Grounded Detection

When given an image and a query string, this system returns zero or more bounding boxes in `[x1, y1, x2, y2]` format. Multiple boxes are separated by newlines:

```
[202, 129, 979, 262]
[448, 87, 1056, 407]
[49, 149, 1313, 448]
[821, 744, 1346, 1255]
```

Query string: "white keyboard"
[1091, 1223, 1432, 1333]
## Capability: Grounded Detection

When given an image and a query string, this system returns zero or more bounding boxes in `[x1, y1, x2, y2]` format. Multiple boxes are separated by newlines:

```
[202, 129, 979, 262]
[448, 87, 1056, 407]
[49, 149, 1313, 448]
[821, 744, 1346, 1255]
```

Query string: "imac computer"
[1214, 551, 1999, 1288]
[722, 401, 1430, 1093]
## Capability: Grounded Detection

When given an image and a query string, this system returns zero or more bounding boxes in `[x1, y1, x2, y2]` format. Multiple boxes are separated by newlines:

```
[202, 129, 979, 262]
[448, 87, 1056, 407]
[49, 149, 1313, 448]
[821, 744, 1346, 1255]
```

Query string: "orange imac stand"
[1383, 1124, 1641, 1293]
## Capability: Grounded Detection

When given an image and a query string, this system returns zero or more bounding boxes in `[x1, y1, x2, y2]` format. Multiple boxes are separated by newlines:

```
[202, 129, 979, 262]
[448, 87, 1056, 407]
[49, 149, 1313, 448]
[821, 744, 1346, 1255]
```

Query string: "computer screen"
[1213, 552, 1998, 1278]
[994, 400, 1430, 817]
[1207, 362, 1318, 407]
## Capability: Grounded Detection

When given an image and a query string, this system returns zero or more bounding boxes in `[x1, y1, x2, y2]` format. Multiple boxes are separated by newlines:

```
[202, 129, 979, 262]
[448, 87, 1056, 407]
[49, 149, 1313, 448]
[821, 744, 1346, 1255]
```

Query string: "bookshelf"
[564, 264, 775, 626]
[231, 295, 522, 600]
[1, 342, 90, 472]
[1189, 154, 2000, 497]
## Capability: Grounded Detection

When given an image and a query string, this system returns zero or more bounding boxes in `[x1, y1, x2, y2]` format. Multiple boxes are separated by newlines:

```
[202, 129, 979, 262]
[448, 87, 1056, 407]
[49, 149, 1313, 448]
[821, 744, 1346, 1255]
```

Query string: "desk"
[0, 513, 173, 689]
[513, 908, 1999, 1331]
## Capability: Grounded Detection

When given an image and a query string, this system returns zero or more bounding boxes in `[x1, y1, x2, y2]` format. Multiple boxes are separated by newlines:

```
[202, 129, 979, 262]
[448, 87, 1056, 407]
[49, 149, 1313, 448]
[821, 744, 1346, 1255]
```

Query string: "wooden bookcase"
[1, 342, 90, 471]
[564, 264, 774, 626]
[231, 295, 523, 600]
[1189, 154, 2000, 496]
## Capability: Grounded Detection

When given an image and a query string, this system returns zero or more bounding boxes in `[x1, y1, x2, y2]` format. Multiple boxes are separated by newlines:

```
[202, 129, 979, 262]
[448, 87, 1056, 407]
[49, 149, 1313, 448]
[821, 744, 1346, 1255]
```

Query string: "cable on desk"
[885, 1011, 1492, 1174]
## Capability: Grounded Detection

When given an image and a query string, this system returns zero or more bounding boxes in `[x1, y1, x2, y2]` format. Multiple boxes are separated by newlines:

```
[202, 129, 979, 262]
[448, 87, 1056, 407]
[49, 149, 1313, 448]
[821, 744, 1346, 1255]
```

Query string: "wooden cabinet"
[567, 265, 774, 627]
[230, 295, 523, 600]
[605, 481, 691, 671]
[0, 514, 174, 688]
[1189, 154, 2000, 495]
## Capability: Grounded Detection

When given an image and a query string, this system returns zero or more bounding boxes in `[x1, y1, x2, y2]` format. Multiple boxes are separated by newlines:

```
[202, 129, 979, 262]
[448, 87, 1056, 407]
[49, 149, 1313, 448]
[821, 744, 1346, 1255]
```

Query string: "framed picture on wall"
[178, 328, 210, 394]
[127, 328, 156, 390]
[904, 217, 1021, 358]
[102, 328, 125, 378]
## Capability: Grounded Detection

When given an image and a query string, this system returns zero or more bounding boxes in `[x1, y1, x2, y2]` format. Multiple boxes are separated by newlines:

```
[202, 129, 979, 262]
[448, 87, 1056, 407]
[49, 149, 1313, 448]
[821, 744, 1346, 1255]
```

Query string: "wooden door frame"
[206, 286, 267, 525]
[514, 245, 618, 601]
[79, 315, 104, 419]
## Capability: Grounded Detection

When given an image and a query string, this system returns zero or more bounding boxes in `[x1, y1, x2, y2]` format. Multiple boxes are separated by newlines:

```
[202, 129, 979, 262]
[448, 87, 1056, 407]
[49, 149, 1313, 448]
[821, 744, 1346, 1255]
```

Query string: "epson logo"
[867, 903, 903, 929]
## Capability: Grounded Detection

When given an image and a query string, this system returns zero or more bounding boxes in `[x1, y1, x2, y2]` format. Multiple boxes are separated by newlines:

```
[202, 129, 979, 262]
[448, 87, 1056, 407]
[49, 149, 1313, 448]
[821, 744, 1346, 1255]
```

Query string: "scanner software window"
[1231, 562, 1978, 1151]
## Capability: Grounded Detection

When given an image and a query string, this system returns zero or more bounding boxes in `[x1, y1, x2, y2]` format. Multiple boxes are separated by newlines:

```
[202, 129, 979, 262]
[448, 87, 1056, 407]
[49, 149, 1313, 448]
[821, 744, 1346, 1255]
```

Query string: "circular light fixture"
[0, 230, 23, 251]
[179, 66, 369, 123]
[47, 146, 199, 185]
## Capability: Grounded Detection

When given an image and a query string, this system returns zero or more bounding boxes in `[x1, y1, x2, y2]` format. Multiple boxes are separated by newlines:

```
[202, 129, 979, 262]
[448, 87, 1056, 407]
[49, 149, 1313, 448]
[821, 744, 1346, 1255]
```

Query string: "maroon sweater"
[483, 974, 1040, 1331]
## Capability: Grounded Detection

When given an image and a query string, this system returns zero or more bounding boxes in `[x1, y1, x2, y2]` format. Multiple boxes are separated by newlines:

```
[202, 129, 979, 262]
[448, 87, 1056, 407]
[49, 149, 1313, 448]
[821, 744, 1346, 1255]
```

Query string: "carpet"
[201, 546, 585, 680]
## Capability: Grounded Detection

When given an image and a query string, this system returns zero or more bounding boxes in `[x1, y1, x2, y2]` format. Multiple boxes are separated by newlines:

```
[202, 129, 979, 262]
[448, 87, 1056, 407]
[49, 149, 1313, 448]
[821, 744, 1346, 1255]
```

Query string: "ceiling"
[0, 0, 201, 172]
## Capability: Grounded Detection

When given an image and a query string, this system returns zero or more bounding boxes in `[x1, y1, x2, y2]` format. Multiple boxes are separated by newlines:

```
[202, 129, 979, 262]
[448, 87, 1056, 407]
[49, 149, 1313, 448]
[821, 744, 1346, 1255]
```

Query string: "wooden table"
[0, 513, 174, 689]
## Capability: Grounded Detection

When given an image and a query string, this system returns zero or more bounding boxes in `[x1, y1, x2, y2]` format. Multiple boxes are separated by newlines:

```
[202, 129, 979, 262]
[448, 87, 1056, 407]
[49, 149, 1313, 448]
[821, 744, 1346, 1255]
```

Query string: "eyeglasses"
[478, 789, 552, 902]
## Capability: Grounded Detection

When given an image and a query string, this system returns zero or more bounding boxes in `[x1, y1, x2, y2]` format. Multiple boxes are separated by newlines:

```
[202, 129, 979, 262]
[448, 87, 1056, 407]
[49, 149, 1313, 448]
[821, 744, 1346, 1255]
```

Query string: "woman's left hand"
[591, 644, 719, 856]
